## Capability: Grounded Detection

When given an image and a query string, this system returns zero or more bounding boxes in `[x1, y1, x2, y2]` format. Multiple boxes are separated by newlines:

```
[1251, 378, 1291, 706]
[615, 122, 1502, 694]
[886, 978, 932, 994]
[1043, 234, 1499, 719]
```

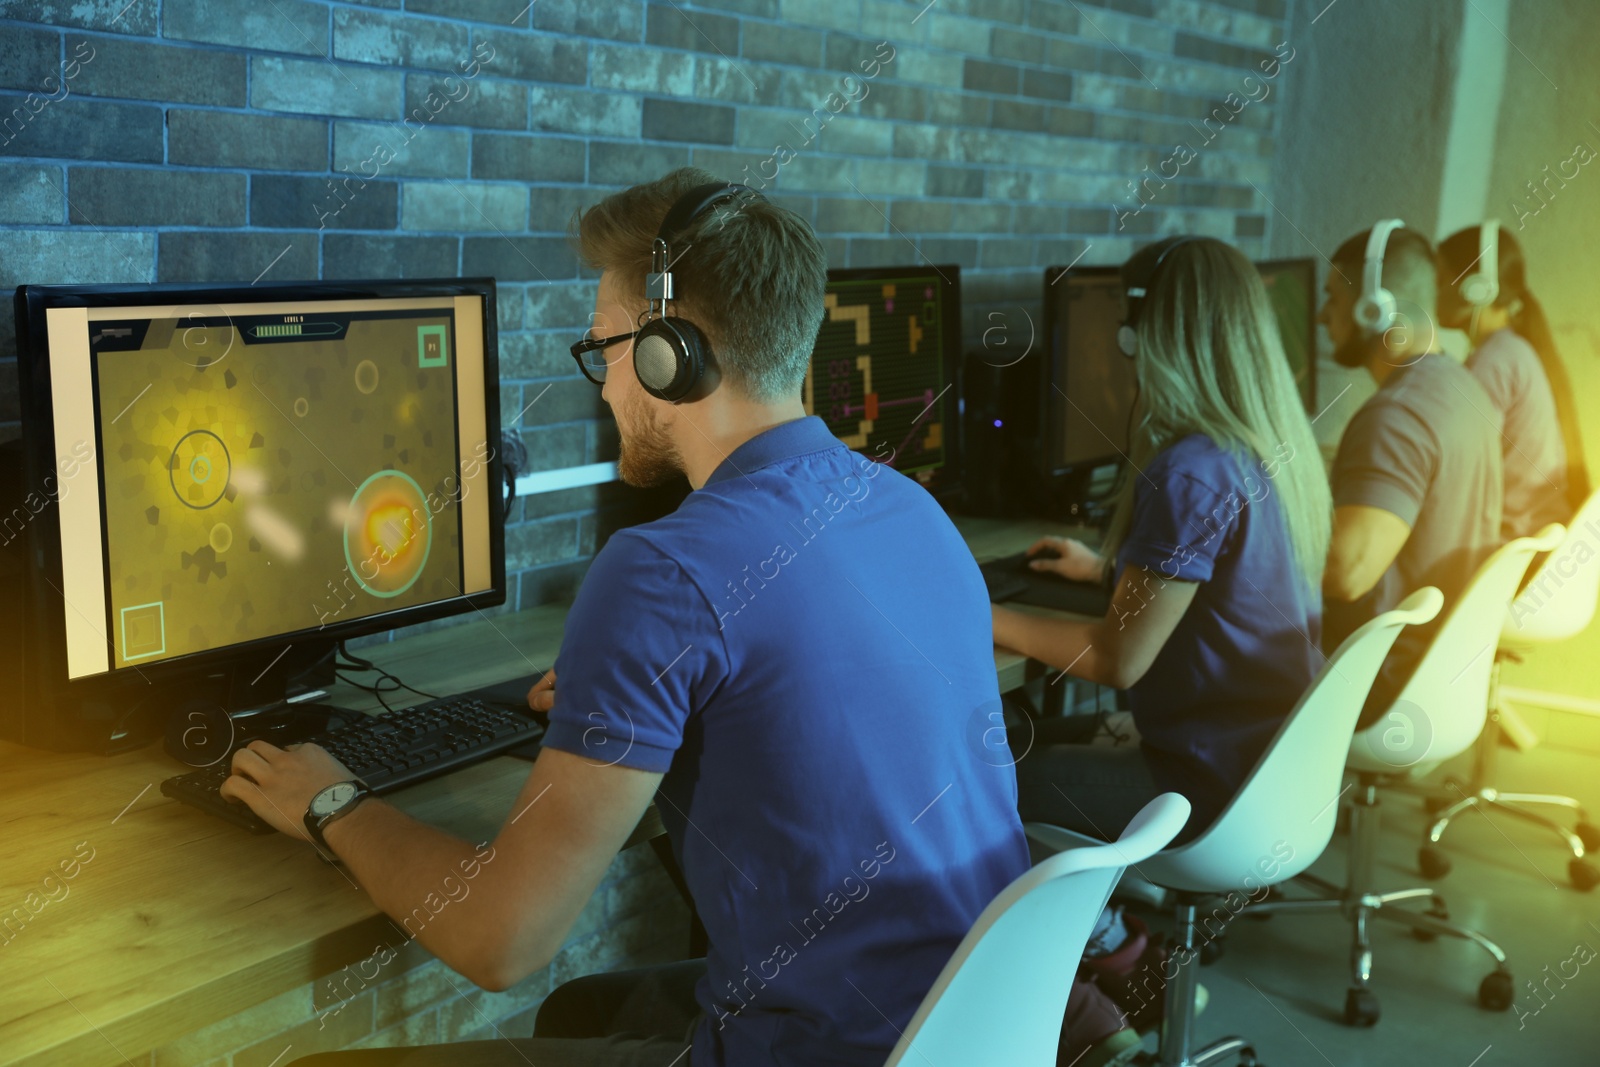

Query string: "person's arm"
[992, 563, 1199, 689]
[1324, 504, 1412, 602]
[220, 737, 660, 992]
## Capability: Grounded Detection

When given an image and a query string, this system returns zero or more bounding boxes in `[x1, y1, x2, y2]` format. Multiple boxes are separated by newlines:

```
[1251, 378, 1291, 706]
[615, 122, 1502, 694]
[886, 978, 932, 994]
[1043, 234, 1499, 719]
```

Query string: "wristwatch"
[304, 780, 372, 852]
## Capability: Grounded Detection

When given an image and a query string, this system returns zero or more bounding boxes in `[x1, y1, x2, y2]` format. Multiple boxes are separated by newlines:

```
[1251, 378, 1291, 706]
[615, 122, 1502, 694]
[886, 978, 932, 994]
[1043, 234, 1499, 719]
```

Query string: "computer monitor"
[1039, 255, 1320, 492]
[1256, 257, 1317, 413]
[9, 279, 505, 747]
[802, 264, 962, 498]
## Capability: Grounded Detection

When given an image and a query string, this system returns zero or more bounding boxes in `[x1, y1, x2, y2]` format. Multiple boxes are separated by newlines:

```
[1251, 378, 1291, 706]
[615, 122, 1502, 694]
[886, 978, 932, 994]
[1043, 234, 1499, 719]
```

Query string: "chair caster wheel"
[1418, 845, 1452, 880]
[1237, 1048, 1262, 1067]
[1344, 987, 1380, 1026]
[1576, 821, 1600, 852]
[1411, 898, 1447, 941]
[1569, 858, 1600, 892]
[1480, 970, 1514, 1011]
[1200, 934, 1226, 965]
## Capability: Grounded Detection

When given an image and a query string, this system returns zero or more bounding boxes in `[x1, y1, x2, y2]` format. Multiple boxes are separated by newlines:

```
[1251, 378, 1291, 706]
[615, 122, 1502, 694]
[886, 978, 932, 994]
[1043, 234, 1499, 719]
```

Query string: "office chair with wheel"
[1027, 588, 1445, 1066]
[884, 793, 1191, 1067]
[1419, 487, 1600, 891]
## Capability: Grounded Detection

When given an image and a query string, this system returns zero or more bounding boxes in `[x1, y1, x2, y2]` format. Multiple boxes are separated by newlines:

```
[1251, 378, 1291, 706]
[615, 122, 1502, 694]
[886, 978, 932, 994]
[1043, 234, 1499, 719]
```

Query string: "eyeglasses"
[570, 329, 639, 385]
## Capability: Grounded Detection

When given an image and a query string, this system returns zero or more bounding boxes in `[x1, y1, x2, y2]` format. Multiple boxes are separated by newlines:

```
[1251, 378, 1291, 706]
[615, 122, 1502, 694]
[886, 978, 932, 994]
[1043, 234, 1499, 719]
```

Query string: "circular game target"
[344, 470, 431, 598]
[169, 430, 232, 509]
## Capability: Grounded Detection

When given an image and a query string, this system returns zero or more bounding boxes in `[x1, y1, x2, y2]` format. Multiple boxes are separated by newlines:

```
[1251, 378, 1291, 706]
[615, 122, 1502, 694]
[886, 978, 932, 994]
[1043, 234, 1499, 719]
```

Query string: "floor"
[1127, 741, 1600, 1066]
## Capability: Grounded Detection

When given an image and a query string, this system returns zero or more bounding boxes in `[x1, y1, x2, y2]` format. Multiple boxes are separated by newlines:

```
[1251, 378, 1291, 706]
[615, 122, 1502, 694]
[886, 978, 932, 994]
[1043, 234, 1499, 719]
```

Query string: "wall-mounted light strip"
[514, 462, 620, 497]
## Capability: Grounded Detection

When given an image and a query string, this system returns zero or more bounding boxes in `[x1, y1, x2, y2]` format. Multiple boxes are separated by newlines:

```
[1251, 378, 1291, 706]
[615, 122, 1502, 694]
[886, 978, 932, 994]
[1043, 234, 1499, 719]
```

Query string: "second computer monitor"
[1042, 255, 1318, 476]
[803, 264, 962, 493]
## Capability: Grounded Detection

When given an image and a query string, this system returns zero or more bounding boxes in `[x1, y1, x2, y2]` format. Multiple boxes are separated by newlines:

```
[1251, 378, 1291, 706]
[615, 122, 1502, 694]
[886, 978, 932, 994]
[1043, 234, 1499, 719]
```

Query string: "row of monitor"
[3, 255, 1314, 745]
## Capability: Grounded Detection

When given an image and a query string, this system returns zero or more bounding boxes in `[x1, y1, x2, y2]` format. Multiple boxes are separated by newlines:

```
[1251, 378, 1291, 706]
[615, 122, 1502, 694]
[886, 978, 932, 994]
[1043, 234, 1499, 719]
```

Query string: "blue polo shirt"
[1117, 434, 1323, 833]
[547, 416, 1029, 1067]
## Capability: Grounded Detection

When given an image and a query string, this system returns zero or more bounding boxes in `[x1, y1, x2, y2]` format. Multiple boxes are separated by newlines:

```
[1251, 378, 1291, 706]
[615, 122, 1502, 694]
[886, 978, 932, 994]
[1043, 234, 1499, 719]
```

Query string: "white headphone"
[1459, 218, 1500, 308]
[1353, 218, 1404, 338]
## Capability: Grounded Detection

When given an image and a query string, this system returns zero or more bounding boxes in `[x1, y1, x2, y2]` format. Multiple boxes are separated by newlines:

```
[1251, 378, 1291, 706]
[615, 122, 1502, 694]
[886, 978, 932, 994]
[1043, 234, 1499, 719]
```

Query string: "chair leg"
[1155, 897, 1255, 1067]
[1371, 901, 1508, 966]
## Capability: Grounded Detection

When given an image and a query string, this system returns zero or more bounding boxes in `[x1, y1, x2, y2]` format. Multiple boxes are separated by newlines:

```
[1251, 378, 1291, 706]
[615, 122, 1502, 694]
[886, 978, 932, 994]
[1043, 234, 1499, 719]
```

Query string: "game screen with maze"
[89, 309, 467, 672]
[804, 272, 951, 476]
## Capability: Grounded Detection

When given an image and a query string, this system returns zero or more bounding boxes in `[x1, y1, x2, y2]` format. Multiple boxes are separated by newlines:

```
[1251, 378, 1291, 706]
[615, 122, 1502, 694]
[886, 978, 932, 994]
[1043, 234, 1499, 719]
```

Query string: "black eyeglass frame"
[569, 329, 640, 385]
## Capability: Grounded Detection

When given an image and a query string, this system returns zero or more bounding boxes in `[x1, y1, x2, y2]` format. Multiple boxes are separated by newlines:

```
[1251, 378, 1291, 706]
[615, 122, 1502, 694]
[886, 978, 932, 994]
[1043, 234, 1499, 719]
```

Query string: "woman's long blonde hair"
[1101, 237, 1332, 591]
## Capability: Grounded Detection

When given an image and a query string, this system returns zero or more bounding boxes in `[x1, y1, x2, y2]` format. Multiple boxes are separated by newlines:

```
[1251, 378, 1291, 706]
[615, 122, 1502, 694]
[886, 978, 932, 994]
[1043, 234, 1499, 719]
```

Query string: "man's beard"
[616, 391, 683, 487]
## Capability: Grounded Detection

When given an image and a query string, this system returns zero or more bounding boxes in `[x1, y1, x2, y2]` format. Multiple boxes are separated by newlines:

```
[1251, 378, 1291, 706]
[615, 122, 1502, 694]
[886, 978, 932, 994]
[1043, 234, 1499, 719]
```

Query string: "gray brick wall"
[0, 0, 1289, 616]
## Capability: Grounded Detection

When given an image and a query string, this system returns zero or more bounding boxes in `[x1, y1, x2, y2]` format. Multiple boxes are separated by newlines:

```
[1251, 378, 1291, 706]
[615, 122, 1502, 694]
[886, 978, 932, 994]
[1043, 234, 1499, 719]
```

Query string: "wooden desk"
[0, 515, 1093, 1067]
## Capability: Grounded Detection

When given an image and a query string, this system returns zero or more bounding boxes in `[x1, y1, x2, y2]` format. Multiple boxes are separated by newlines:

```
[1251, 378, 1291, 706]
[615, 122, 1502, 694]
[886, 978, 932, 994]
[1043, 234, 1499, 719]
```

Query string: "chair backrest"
[1139, 588, 1443, 894]
[1505, 487, 1600, 644]
[1361, 524, 1565, 765]
[883, 793, 1191, 1067]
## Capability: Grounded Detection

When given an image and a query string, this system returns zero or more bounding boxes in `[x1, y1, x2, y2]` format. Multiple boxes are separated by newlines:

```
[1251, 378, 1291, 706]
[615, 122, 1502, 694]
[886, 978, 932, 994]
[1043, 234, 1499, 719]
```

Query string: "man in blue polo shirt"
[271, 168, 1028, 1067]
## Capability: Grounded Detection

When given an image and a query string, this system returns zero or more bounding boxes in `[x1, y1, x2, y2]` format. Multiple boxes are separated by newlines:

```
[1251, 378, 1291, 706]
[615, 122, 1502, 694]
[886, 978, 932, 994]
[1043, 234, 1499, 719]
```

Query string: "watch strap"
[304, 781, 372, 852]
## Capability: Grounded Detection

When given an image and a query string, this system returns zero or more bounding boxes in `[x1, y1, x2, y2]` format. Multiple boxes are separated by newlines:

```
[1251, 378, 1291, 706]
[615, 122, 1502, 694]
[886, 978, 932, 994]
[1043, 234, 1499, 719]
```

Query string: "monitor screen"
[1042, 256, 1319, 476]
[803, 265, 961, 481]
[20, 283, 500, 682]
[1257, 258, 1317, 413]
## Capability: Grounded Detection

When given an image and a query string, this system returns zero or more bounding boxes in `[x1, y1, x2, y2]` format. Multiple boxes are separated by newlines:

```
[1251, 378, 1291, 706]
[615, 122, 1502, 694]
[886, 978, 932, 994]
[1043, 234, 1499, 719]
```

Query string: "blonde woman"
[994, 236, 1332, 845]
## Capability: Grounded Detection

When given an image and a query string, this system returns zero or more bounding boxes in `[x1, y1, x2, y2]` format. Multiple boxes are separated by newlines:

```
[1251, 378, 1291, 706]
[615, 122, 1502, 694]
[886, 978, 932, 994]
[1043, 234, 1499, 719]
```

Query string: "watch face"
[313, 781, 358, 816]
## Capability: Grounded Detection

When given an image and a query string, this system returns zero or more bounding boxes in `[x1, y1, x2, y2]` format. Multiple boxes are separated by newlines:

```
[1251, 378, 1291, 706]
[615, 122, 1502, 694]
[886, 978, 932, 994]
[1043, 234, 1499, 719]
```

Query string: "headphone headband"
[646, 182, 761, 307]
[1355, 218, 1405, 337]
[1460, 218, 1500, 308]
[1117, 235, 1202, 357]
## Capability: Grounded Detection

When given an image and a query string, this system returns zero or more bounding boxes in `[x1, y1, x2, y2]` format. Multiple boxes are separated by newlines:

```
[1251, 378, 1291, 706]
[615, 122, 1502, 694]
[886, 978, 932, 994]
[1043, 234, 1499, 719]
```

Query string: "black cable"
[335, 640, 439, 708]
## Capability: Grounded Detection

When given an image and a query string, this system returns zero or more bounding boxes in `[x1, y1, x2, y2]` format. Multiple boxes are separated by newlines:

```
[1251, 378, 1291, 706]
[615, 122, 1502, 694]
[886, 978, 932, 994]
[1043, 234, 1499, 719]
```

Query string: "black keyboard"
[160, 695, 545, 835]
[980, 551, 1113, 616]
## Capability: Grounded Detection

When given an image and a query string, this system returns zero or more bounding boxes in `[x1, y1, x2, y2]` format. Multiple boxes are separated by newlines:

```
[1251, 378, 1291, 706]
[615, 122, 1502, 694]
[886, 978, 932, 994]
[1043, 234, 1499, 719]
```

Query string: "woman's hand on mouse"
[1026, 536, 1104, 583]
[527, 669, 557, 714]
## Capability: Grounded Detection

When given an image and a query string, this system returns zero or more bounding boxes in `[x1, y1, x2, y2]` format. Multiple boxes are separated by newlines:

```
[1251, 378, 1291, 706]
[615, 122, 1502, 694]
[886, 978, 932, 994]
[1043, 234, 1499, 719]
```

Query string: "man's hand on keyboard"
[527, 669, 557, 714]
[218, 740, 359, 842]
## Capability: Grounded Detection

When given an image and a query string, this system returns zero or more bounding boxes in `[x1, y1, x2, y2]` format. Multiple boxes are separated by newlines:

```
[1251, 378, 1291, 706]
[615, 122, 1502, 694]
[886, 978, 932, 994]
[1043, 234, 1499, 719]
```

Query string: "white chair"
[1420, 488, 1600, 890]
[1027, 587, 1445, 1066]
[884, 792, 1191, 1067]
[1274, 524, 1564, 1026]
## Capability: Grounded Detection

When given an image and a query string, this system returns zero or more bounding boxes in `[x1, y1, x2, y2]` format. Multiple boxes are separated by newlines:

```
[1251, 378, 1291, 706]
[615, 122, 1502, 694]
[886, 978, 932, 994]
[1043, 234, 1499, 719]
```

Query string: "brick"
[589, 141, 690, 186]
[0, 0, 157, 35]
[67, 37, 246, 107]
[1235, 213, 1266, 238]
[777, 0, 861, 31]
[67, 167, 244, 227]
[519, 558, 595, 609]
[889, 200, 952, 232]
[1047, 105, 1095, 137]
[0, 94, 163, 162]
[592, 44, 695, 96]
[990, 27, 1045, 65]
[0, 25, 57, 92]
[854, 158, 924, 197]
[530, 87, 642, 138]
[472, 133, 586, 183]
[1068, 207, 1114, 233]
[253, 174, 398, 230]
[534, 0, 646, 41]
[406, 0, 533, 22]
[498, 283, 524, 330]
[646, 3, 740, 55]
[979, 237, 1033, 268]
[530, 185, 610, 233]
[334, 9, 472, 70]
[252, 56, 404, 120]
[0, 163, 62, 224]
[938, 0, 1024, 20]
[158, 232, 317, 283]
[920, 238, 978, 266]
[325, 234, 459, 279]
[462, 236, 580, 283]
[1045, 38, 1130, 76]
[404, 74, 525, 130]
[693, 0, 778, 13]
[895, 51, 964, 88]
[166, 0, 330, 56]
[523, 282, 596, 333]
[700, 58, 787, 107]
[954, 198, 1017, 234]
[402, 181, 526, 232]
[507, 516, 580, 570]
[643, 98, 735, 144]
[0, 230, 152, 294]
[926, 165, 984, 199]
[476, 33, 587, 84]
[169, 111, 328, 171]
[334, 121, 470, 179]
[993, 99, 1046, 132]
[963, 58, 1020, 95]
[815, 196, 884, 234]
[1023, 68, 1072, 101]
[1175, 32, 1273, 71]
[519, 376, 607, 426]
[927, 89, 990, 127]
[743, 22, 823, 67]
[499, 331, 578, 379]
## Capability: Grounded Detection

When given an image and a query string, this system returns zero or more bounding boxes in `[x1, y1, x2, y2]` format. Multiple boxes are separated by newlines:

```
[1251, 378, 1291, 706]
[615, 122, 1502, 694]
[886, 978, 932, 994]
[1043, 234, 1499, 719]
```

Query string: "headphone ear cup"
[1116, 323, 1138, 357]
[634, 317, 708, 402]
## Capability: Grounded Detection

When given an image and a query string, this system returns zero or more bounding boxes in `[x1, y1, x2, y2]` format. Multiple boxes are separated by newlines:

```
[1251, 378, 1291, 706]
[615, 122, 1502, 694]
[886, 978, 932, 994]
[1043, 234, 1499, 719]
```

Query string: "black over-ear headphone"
[1117, 235, 1202, 357]
[633, 182, 765, 402]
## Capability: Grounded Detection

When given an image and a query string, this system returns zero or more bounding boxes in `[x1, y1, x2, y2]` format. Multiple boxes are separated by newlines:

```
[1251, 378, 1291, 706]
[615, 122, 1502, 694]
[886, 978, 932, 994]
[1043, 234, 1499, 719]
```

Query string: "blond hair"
[572, 167, 828, 402]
